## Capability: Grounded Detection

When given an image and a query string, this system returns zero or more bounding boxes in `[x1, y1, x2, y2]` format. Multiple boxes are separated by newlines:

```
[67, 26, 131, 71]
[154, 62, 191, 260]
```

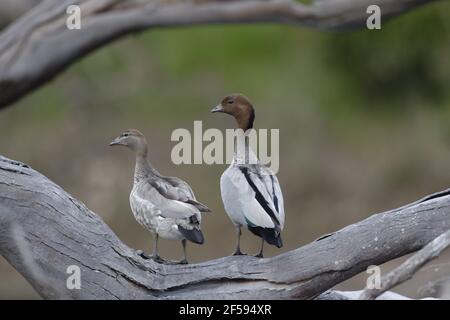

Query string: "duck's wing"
[133, 180, 199, 220]
[221, 163, 284, 247]
[261, 166, 285, 228]
[163, 176, 211, 212]
[238, 164, 285, 231]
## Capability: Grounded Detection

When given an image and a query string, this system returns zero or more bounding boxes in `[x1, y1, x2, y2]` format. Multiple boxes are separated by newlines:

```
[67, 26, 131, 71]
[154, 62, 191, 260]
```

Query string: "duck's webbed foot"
[232, 227, 246, 256]
[150, 254, 180, 265]
[232, 249, 246, 256]
[136, 250, 171, 264]
[136, 250, 151, 260]
[255, 239, 265, 258]
[178, 258, 188, 265]
[152, 255, 170, 264]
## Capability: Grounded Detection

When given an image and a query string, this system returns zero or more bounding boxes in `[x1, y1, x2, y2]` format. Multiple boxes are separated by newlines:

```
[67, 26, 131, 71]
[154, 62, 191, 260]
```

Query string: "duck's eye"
[122, 133, 129, 137]
[227, 100, 234, 104]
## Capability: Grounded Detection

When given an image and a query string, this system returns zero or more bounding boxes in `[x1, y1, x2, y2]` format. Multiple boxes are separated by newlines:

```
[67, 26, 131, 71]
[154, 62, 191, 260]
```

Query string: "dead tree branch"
[359, 229, 450, 300]
[318, 290, 438, 300]
[1, 155, 450, 299]
[0, 0, 39, 29]
[0, 0, 440, 109]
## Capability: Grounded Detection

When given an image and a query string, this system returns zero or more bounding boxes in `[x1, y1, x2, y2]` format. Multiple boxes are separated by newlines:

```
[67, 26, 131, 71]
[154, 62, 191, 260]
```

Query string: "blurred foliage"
[323, 6, 450, 113]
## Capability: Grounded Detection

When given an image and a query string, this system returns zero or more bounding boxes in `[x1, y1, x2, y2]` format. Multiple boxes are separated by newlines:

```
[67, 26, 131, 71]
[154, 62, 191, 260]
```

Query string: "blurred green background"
[2, 3, 450, 299]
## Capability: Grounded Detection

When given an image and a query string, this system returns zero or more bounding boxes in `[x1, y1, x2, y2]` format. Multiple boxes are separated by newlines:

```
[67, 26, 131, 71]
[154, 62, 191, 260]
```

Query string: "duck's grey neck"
[134, 153, 160, 183]
[233, 134, 255, 165]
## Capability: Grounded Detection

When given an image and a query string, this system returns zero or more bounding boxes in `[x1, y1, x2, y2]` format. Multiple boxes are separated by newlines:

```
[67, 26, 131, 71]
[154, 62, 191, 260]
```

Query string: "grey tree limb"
[0, 0, 441, 109]
[417, 275, 450, 298]
[1, 155, 450, 299]
[359, 229, 450, 300]
[317, 290, 437, 300]
[0, 0, 40, 29]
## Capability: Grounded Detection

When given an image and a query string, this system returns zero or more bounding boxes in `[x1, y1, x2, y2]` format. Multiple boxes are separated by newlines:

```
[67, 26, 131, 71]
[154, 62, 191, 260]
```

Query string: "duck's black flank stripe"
[270, 175, 279, 212]
[239, 167, 280, 226]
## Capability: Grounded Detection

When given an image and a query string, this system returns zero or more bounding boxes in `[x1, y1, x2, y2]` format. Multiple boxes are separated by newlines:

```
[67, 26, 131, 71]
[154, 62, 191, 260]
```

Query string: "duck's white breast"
[220, 163, 284, 230]
[220, 165, 249, 227]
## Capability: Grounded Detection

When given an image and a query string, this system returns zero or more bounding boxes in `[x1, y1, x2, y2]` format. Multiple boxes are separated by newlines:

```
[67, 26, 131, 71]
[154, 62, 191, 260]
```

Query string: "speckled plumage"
[130, 160, 204, 241]
[110, 129, 209, 263]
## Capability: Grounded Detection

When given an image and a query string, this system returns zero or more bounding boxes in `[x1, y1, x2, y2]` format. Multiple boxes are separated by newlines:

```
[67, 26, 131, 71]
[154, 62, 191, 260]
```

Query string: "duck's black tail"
[248, 226, 283, 248]
[178, 226, 204, 245]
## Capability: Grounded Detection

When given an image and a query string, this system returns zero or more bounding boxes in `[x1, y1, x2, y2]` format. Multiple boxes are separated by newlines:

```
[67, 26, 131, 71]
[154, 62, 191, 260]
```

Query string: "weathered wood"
[359, 229, 450, 300]
[1, 155, 450, 299]
[0, 0, 39, 29]
[0, 0, 440, 109]
[318, 290, 437, 300]
[417, 276, 450, 297]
